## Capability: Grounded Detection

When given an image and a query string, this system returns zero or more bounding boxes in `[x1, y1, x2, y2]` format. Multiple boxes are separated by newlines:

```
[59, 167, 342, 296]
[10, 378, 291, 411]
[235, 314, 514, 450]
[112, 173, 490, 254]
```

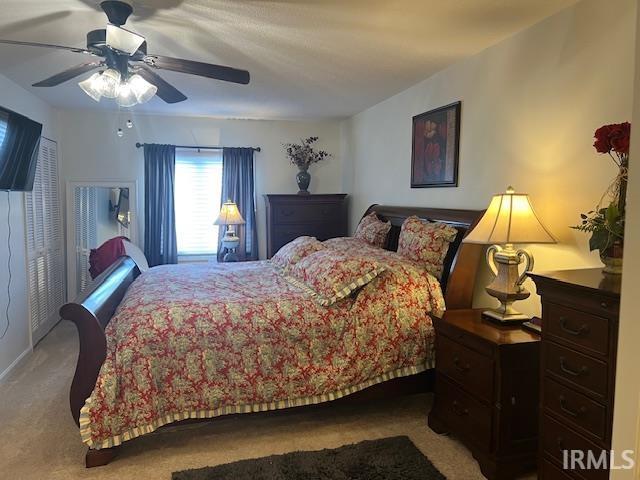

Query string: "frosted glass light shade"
[78, 73, 102, 102]
[128, 74, 157, 103]
[100, 68, 121, 98]
[463, 187, 556, 245]
[214, 201, 245, 226]
[116, 81, 138, 107]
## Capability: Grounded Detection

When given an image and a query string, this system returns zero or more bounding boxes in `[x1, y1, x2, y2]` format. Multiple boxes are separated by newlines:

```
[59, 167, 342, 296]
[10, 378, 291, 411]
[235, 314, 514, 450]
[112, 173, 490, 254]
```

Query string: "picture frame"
[411, 101, 461, 188]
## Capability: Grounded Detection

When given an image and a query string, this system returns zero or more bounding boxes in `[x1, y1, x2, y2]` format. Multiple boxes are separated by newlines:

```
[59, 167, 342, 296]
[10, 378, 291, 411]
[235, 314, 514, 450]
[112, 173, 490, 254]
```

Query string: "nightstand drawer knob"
[559, 317, 589, 336]
[600, 301, 608, 309]
[452, 400, 469, 417]
[453, 356, 470, 373]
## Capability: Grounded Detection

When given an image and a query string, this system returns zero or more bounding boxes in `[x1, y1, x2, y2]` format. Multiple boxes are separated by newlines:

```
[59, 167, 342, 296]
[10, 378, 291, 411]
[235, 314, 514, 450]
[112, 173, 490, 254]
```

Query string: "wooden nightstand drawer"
[544, 341, 609, 400]
[541, 415, 609, 480]
[435, 374, 492, 448]
[539, 457, 577, 480]
[437, 334, 493, 402]
[544, 378, 607, 442]
[544, 302, 609, 357]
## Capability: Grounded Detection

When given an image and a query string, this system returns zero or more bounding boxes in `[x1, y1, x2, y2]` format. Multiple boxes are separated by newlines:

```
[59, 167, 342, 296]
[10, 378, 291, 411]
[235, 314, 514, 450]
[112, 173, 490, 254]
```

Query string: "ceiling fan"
[0, 0, 250, 106]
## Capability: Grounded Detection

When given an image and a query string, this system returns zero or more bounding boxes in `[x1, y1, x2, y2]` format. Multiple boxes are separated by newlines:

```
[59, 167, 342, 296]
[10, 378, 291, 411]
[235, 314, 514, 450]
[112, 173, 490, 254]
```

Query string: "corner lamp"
[463, 187, 556, 323]
[213, 201, 245, 262]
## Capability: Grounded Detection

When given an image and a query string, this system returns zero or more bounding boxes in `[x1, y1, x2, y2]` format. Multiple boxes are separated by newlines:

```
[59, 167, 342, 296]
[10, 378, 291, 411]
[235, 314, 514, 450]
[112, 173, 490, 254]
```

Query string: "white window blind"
[175, 150, 223, 255]
[24, 137, 65, 345]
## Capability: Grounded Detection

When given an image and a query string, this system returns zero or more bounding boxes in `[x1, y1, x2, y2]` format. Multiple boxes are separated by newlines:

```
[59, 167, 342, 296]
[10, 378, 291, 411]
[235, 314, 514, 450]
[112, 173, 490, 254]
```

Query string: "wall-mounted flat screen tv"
[0, 106, 43, 192]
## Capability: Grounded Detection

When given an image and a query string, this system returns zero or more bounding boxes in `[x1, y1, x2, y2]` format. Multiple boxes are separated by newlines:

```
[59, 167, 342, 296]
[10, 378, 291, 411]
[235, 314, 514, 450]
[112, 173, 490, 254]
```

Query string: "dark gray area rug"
[172, 436, 446, 480]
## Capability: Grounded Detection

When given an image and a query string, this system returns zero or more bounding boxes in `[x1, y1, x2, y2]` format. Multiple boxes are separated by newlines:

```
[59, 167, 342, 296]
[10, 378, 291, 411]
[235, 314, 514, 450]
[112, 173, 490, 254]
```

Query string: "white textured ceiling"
[0, 0, 577, 119]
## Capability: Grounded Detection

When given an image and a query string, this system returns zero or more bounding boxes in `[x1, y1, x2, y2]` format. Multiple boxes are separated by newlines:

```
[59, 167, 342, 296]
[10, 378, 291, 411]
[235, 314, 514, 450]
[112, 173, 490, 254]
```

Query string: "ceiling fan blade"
[137, 67, 187, 103]
[32, 62, 103, 87]
[143, 54, 250, 85]
[106, 24, 145, 56]
[0, 39, 93, 55]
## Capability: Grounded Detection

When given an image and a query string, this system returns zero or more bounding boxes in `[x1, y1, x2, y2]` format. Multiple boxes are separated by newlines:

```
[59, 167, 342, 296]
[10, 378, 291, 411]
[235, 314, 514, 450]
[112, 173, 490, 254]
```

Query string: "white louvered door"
[74, 186, 98, 293]
[24, 137, 65, 345]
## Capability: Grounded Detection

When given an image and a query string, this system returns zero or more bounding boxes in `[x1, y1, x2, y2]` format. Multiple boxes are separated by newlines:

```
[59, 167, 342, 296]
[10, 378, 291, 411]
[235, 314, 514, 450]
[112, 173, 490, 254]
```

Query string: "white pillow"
[123, 239, 149, 272]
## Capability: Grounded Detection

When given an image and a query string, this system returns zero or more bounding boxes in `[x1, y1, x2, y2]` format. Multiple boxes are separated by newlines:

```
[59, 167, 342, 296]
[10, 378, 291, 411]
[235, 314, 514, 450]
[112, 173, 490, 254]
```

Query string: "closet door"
[24, 137, 65, 345]
[74, 186, 97, 294]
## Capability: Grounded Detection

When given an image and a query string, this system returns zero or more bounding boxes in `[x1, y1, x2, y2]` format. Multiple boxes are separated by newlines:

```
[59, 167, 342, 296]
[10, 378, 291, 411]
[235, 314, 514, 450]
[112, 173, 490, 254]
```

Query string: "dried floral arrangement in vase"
[283, 136, 331, 194]
[572, 122, 630, 274]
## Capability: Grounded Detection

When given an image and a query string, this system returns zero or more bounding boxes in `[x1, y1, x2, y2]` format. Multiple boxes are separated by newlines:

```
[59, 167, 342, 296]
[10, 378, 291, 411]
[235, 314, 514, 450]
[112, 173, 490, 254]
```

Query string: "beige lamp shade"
[214, 201, 245, 226]
[463, 187, 556, 245]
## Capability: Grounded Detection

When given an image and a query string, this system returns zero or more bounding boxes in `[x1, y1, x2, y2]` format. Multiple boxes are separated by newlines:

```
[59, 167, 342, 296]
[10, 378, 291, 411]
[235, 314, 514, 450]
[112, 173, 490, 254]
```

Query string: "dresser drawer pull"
[600, 301, 608, 309]
[452, 400, 469, 417]
[281, 209, 294, 217]
[559, 357, 589, 377]
[453, 356, 470, 373]
[559, 317, 590, 336]
[559, 395, 587, 418]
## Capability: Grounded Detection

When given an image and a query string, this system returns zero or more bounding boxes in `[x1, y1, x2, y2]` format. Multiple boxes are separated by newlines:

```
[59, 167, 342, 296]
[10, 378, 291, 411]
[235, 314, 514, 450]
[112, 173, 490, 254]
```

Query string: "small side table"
[428, 308, 540, 480]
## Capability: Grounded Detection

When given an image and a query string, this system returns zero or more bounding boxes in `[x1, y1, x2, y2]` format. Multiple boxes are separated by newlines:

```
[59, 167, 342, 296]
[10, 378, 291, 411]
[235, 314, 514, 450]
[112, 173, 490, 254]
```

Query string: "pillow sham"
[354, 212, 391, 248]
[270, 236, 326, 271]
[288, 249, 385, 306]
[397, 216, 458, 279]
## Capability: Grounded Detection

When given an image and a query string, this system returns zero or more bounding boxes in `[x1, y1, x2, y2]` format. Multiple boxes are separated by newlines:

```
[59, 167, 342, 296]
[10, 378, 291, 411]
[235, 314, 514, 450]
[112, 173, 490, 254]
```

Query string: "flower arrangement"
[283, 137, 331, 170]
[572, 122, 630, 270]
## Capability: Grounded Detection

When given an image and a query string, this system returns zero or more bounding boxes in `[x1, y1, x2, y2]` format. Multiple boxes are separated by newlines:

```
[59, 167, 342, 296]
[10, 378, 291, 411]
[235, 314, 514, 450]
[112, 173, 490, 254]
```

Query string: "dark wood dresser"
[264, 194, 348, 258]
[529, 269, 621, 480]
[428, 309, 540, 480]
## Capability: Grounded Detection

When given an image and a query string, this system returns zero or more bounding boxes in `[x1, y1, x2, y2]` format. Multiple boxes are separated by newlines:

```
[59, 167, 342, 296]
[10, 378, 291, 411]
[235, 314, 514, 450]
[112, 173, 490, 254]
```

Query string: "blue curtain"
[144, 144, 178, 266]
[218, 148, 258, 261]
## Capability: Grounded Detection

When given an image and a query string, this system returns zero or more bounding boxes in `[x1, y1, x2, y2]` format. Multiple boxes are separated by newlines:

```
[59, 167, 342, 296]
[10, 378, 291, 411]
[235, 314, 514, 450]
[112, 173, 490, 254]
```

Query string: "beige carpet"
[0, 321, 535, 480]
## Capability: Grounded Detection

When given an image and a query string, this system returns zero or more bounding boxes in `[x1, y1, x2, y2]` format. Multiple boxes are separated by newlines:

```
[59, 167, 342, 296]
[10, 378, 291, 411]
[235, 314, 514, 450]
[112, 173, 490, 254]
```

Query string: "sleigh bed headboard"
[362, 204, 484, 310]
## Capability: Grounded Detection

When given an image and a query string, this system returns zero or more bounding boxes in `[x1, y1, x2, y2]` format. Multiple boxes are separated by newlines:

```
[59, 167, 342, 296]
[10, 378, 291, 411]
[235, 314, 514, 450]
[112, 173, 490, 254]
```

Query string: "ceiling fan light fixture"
[78, 73, 103, 102]
[116, 81, 138, 107]
[99, 68, 121, 98]
[128, 74, 157, 104]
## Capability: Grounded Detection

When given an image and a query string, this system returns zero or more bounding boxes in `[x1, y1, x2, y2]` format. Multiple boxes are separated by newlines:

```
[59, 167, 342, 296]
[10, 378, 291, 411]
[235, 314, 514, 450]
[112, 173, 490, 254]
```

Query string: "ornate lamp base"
[483, 243, 534, 324]
[221, 230, 240, 263]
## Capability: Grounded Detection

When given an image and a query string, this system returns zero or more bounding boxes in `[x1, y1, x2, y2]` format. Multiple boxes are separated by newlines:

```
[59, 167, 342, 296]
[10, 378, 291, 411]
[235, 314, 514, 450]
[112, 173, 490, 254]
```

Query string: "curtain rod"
[135, 142, 261, 152]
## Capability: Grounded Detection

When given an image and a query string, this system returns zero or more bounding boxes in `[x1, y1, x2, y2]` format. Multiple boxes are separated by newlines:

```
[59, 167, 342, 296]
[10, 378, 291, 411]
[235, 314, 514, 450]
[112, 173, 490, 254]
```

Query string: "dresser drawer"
[539, 457, 578, 480]
[544, 378, 607, 442]
[541, 415, 609, 480]
[434, 375, 492, 448]
[437, 334, 494, 402]
[273, 202, 342, 224]
[545, 342, 609, 400]
[544, 303, 609, 357]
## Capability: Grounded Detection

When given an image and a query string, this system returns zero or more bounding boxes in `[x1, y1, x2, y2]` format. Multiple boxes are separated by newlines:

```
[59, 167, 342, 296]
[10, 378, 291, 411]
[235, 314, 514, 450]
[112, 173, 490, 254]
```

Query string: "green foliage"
[571, 203, 624, 253]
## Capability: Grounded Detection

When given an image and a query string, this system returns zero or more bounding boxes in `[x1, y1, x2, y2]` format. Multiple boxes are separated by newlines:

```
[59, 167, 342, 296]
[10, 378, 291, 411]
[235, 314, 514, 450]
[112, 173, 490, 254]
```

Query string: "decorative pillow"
[354, 212, 391, 248]
[397, 216, 458, 279]
[270, 236, 326, 271]
[288, 249, 386, 306]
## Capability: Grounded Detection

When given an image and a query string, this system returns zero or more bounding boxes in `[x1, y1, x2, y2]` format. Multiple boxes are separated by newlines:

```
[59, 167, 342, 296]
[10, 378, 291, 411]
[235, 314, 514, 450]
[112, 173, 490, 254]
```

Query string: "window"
[174, 150, 223, 255]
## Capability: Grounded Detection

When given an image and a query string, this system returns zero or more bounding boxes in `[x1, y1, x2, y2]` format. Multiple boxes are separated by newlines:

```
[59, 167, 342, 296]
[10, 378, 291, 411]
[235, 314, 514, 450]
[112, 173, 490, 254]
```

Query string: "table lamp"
[214, 200, 245, 262]
[463, 187, 556, 323]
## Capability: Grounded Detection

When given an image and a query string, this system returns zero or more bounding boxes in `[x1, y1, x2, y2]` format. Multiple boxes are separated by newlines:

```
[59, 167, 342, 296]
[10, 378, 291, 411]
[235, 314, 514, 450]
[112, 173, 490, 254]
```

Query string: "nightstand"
[428, 309, 541, 480]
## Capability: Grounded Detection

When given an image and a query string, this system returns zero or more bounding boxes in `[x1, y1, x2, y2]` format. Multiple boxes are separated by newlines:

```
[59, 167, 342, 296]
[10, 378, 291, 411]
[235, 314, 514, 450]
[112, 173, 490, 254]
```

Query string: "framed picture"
[411, 101, 461, 188]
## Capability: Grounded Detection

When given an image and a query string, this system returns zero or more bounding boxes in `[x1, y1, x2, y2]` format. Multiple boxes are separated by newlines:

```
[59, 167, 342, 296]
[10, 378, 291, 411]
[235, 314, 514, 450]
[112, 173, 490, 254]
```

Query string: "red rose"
[610, 122, 631, 154]
[593, 124, 613, 153]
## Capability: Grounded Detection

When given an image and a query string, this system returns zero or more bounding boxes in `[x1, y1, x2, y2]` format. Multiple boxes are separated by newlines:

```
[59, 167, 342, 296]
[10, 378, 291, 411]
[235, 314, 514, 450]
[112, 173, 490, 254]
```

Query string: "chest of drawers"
[529, 269, 621, 480]
[264, 194, 348, 258]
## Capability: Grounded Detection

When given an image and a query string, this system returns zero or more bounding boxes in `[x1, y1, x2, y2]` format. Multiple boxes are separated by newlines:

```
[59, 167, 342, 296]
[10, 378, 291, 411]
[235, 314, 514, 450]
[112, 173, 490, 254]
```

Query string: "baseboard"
[0, 347, 32, 383]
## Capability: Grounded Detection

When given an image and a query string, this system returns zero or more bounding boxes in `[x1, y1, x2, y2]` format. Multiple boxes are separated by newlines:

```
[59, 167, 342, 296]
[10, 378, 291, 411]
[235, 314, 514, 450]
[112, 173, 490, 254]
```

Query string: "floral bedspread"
[80, 238, 445, 449]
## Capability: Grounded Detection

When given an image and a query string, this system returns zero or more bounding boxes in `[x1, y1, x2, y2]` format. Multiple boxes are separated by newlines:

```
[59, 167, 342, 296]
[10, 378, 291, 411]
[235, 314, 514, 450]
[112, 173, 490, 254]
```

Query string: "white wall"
[56, 110, 343, 259]
[611, 2, 640, 476]
[0, 74, 59, 379]
[340, 0, 637, 317]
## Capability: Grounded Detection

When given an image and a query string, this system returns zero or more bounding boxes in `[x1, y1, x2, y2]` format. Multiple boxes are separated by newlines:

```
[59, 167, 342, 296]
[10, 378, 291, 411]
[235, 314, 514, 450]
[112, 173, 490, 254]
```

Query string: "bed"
[60, 205, 484, 467]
